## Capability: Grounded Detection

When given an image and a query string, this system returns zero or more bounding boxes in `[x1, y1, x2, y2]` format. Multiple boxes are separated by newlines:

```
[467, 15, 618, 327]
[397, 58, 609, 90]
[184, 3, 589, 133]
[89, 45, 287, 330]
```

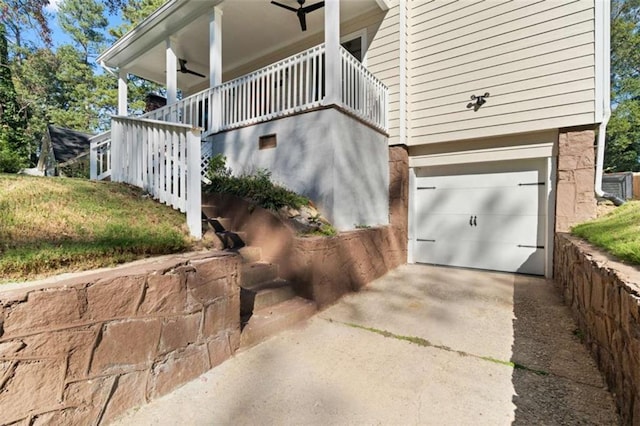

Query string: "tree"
[0, 0, 51, 50]
[0, 23, 28, 172]
[606, 0, 640, 172]
[108, 0, 166, 39]
[58, 0, 107, 64]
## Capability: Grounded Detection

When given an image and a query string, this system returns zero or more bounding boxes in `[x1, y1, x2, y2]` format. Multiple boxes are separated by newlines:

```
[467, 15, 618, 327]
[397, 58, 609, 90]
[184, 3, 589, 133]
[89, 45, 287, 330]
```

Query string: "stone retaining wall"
[0, 252, 240, 425]
[287, 227, 404, 308]
[554, 233, 640, 424]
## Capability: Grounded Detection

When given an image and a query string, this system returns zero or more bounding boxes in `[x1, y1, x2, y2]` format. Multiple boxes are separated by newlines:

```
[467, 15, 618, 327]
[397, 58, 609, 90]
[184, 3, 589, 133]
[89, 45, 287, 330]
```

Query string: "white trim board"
[409, 142, 555, 168]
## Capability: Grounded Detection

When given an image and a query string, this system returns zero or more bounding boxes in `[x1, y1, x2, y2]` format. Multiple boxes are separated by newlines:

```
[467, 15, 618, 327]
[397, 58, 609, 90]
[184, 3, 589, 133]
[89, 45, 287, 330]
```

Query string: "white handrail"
[140, 43, 387, 134]
[110, 116, 202, 239]
[340, 46, 388, 132]
[217, 44, 326, 132]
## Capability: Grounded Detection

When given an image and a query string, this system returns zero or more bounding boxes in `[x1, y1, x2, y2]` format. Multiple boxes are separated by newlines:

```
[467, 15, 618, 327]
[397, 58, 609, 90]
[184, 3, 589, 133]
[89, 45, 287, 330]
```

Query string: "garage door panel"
[417, 169, 542, 189]
[413, 159, 547, 275]
[416, 186, 545, 216]
[417, 214, 545, 245]
[415, 239, 545, 275]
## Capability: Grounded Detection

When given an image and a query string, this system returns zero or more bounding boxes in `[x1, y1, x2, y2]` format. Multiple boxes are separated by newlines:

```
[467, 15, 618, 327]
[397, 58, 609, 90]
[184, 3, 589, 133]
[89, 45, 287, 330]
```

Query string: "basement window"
[259, 134, 277, 150]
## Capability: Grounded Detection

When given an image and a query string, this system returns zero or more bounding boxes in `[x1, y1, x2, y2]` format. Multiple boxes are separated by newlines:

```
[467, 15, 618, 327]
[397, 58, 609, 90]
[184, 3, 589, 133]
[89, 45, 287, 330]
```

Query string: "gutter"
[594, 0, 624, 206]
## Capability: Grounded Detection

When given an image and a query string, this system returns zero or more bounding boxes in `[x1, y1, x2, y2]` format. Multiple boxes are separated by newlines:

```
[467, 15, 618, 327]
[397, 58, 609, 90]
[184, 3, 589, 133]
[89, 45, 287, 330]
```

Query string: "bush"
[204, 155, 310, 210]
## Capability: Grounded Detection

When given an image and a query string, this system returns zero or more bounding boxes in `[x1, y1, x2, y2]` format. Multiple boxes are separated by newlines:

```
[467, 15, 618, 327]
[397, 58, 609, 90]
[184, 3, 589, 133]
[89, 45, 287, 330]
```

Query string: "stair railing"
[110, 116, 202, 239]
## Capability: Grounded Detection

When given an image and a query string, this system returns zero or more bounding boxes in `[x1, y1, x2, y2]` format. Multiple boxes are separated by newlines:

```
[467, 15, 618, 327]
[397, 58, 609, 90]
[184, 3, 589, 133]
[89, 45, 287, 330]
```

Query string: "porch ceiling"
[98, 0, 387, 93]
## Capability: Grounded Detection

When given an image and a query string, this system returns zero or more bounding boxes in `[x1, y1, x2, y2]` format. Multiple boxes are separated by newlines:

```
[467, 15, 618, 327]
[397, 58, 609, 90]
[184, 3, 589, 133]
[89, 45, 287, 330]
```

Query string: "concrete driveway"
[111, 265, 619, 425]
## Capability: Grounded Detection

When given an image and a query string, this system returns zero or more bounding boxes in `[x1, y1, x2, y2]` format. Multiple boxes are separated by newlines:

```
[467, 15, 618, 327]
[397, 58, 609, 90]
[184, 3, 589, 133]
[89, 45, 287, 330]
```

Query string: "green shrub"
[204, 154, 310, 210]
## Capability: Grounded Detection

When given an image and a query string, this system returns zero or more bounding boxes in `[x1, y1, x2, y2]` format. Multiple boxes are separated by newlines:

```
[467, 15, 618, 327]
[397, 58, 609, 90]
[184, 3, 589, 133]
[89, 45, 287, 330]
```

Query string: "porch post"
[209, 7, 222, 87]
[209, 7, 223, 134]
[118, 68, 128, 116]
[166, 38, 178, 106]
[324, 0, 341, 106]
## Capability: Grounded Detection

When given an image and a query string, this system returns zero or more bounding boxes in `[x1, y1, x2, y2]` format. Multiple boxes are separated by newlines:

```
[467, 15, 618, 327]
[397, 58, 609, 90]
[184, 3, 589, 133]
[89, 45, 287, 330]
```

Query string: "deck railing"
[110, 116, 202, 239]
[217, 44, 326, 131]
[340, 46, 388, 132]
[141, 43, 387, 135]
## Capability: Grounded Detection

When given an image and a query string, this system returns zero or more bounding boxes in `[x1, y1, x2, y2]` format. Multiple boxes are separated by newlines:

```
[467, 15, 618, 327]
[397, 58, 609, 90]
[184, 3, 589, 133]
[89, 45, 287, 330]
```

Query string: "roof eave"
[97, 0, 185, 68]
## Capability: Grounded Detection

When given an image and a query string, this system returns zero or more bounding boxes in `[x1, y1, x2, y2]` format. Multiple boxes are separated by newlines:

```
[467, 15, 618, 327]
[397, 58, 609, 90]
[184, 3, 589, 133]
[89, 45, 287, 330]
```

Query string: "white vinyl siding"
[408, 0, 597, 145]
[366, 2, 402, 145]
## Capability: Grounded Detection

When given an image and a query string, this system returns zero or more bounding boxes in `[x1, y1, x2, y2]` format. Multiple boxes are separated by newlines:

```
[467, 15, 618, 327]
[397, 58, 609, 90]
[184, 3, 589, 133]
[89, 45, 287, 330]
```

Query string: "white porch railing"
[110, 116, 202, 239]
[141, 43, 387, 135]
[340, 46, 388, 132]
[89, 131, 112, 181]
[217, 44, 326, 131]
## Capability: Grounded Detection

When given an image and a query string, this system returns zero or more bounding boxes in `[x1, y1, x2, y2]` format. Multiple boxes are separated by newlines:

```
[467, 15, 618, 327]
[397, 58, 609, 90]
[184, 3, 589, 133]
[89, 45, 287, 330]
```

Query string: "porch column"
[117, 68, 128, 116]
[209, 7, 223, 134]
[209, 7, 222, 87]
[166, 38, 178, 105]
[324, 0, 341, 105]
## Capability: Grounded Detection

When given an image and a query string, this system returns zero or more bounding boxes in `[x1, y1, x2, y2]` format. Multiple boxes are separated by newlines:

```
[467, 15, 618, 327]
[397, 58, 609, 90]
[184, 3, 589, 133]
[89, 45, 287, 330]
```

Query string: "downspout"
[99, 61, 118, 78]
[594, 0, 624, 206]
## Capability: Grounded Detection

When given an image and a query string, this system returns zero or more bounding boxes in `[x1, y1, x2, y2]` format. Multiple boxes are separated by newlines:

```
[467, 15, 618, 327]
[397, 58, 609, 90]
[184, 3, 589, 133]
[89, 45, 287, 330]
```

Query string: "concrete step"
[240, 262, 279, 287]
[240, 278, 296, 316]
[201, 204, 220, 219]
[214, 217, 233, 230]
[237, 246, 262, 263]
[216, 231, 246, 250]
[240, 297, 317, 349]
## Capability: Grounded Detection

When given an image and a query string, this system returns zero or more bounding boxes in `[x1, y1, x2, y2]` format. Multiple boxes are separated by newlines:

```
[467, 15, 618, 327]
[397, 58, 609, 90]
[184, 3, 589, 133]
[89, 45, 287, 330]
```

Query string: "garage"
[412, 159, 549, 275]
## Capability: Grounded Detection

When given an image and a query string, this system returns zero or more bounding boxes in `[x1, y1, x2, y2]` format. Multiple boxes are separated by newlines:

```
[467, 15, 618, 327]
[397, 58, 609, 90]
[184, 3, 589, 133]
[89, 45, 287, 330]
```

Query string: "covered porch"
[91, 0, 391, 238]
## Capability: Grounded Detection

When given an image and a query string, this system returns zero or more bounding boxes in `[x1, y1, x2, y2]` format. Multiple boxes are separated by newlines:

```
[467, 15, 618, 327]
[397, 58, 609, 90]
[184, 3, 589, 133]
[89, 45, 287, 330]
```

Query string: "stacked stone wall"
[288, 226, 404, 308]
[555, 127, 597, 232]
[0, 253, 240, 425]
[555, 233, 640, 424]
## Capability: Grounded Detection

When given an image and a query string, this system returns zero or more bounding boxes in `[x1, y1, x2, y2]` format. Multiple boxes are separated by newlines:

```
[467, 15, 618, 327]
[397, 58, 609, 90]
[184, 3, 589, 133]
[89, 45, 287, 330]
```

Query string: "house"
[37, 125, 93, 177]
[93, 0, 611, 279]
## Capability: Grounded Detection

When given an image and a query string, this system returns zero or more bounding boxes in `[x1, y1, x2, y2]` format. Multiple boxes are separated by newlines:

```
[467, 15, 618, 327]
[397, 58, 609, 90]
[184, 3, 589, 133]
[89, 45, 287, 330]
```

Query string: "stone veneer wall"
[0, 252, 240, 425]
[554, 233, 640, 424]
[555, 127, 597, 232]
[288, 227, 405, 308]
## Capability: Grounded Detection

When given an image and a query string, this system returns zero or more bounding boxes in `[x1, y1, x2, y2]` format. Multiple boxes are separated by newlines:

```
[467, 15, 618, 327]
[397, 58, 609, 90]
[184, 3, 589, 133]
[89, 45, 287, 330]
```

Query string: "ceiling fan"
[178, 59, 206, 78]
[271, 0, 325, 32]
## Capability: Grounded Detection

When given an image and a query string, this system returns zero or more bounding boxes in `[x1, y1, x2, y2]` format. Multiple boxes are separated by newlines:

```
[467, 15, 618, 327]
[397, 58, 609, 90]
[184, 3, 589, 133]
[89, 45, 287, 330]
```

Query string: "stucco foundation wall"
[0, 253, 240, 425]
[206, 107, 389, 230]
[554, 233, 640, 424]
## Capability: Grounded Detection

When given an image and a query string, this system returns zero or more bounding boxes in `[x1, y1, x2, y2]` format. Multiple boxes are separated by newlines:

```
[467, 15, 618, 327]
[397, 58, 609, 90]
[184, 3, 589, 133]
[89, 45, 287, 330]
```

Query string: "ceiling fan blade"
[271, 1, 297, 12]
[302, 1, 324, 13]
[298, 12, 307, 31]
[186, 69, 206, 78]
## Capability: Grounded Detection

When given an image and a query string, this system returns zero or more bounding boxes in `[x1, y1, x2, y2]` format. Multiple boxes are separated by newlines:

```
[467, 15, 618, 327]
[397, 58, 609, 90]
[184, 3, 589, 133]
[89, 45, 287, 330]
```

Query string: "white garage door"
[413, 159, 547, 275]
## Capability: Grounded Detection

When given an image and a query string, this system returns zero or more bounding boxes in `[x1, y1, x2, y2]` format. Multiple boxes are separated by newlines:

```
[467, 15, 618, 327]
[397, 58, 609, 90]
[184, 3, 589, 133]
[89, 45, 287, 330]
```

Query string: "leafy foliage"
[109, 0, 166, 39]
[572, 201, 640, 265]
[0, 0, 168, 171]
[204, 155, 310, 211]
[0, 0, 51, 48]
[0, 23, 28, 172]
[606, 0, 640, 172]
[58, 0, 108, 63]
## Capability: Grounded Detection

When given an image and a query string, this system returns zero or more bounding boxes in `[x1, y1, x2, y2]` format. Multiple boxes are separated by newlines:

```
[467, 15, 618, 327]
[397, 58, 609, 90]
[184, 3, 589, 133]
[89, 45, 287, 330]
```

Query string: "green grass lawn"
[0, 174, 194, 283]
[572, 200, 640, 266]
